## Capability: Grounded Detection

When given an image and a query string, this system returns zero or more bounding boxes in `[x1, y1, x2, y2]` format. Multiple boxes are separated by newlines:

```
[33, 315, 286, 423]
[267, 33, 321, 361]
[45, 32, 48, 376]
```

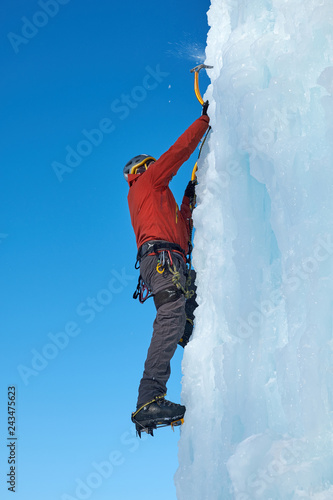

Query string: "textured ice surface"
[175, 1, 333, 498]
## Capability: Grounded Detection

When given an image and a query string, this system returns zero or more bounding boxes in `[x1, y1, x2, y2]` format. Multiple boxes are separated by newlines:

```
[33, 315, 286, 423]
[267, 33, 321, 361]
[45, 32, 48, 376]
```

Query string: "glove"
[202, 100, 209, 116]
[184, 180, 196, 200]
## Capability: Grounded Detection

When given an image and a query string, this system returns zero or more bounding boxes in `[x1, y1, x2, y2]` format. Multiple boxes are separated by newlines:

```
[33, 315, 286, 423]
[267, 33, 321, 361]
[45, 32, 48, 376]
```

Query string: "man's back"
[127, 115, 210, 251]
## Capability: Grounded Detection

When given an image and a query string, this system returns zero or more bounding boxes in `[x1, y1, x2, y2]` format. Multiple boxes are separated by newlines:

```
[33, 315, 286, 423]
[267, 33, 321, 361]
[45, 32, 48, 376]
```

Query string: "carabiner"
[156, 262, 165, 274]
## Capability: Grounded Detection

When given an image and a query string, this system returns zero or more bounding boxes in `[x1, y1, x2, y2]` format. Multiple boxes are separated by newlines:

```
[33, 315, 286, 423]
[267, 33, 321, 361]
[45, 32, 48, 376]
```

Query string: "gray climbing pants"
[137, 252, 186, 408]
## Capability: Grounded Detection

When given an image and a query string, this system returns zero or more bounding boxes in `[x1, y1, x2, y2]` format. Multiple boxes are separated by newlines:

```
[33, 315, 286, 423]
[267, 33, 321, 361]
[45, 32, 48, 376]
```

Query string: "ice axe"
[190, 64, 213, 180]
[190, 64, 213, 105]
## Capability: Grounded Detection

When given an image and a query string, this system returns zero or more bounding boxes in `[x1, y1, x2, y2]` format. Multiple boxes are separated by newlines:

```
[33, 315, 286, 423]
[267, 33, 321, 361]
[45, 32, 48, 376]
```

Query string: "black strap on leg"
[153, 286, 183, 310]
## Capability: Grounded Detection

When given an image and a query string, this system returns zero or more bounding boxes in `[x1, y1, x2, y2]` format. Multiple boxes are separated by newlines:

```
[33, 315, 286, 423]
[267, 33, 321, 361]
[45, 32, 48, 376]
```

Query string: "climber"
[124, 102, 209, 436]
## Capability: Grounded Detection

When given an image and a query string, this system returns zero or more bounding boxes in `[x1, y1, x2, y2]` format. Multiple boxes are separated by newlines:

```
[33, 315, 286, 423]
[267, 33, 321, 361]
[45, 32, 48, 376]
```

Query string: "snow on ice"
[175, 1, 333, 499]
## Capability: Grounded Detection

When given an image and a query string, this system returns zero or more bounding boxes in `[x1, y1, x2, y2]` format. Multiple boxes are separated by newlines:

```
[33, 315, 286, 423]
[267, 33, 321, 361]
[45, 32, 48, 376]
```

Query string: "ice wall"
[175, 1, 333, 499]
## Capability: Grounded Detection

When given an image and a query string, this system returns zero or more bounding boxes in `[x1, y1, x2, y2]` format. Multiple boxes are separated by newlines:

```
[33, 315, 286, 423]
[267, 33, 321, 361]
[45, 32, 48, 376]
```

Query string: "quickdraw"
[133, 275, 153, 304]
[155, 249, 173, 274]
[155, 251, 195, 301]
[168, 261, 194, 299]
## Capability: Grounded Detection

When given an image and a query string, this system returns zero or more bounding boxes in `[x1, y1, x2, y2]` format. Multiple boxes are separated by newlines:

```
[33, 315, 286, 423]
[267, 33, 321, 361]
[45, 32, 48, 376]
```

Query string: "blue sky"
[0, 1, 210, 499]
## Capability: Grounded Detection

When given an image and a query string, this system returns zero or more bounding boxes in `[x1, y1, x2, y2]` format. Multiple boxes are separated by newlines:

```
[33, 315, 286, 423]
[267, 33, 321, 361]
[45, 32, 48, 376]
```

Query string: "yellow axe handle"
[191, 162, 198, 181]
[194, 71, 204, 105]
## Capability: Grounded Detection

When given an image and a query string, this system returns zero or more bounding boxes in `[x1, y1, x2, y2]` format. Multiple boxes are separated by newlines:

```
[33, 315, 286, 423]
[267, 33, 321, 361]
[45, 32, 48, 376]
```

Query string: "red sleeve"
[180, 195, 192, 239]
[148, 115, 210, 189]
[180, 195, 192, 221]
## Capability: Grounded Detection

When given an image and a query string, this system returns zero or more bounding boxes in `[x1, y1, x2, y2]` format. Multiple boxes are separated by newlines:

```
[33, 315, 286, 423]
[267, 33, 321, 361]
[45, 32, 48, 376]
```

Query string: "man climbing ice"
[124, 102, 209, 436]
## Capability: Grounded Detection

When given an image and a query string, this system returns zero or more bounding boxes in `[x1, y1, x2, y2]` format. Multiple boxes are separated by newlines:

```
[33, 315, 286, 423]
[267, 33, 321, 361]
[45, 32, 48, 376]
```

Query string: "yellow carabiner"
[156, 262, 164, 274]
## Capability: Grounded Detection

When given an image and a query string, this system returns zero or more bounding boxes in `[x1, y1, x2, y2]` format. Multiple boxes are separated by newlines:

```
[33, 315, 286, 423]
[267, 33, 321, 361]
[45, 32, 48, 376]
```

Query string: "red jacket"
[127, 115, 210, 253]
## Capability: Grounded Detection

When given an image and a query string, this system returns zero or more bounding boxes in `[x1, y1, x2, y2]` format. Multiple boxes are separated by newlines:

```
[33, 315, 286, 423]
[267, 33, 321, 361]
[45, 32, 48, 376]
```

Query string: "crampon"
[132, 415, 184, 438]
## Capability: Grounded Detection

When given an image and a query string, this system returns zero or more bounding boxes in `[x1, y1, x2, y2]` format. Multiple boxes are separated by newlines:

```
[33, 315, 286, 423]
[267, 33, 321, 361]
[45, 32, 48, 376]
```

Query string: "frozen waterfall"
[175, 1, 333, 499]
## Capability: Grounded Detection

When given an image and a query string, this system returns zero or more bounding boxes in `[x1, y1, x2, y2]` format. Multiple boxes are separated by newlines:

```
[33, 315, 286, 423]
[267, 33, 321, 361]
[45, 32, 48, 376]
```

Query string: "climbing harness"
[133, 245, 193, 305]
[133, 241, 188, 305]
[135, 241, 186, 266]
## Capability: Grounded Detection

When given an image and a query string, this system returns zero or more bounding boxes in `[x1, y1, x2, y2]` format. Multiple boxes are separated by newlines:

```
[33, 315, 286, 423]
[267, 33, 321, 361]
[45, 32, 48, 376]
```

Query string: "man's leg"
[137, 254, 186, 407]
[179, 269, 198, 347]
